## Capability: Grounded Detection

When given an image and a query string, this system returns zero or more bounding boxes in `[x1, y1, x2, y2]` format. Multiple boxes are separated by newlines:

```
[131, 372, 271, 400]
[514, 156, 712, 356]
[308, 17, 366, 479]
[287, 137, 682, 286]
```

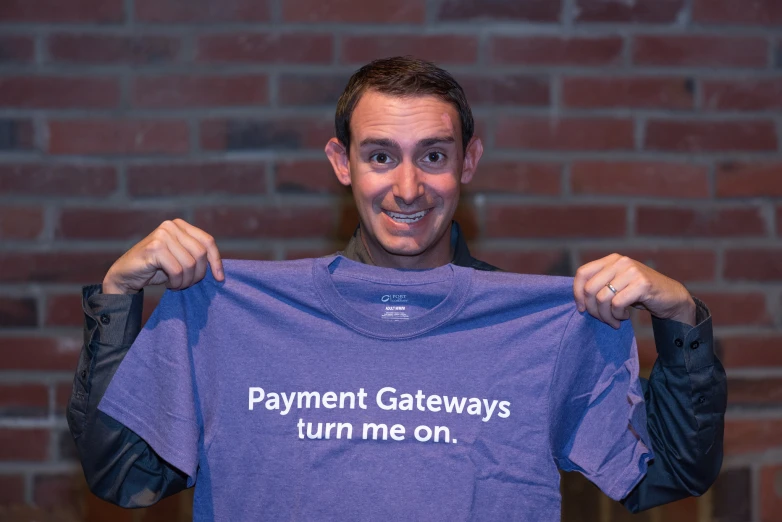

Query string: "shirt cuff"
[651, 296, 714, 371]
[82, 284, 144, 347]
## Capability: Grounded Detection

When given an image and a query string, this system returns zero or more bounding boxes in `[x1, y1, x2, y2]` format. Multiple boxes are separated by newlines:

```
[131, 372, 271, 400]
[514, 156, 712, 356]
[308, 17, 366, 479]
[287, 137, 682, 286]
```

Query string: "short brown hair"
[335, 56, 474, 152]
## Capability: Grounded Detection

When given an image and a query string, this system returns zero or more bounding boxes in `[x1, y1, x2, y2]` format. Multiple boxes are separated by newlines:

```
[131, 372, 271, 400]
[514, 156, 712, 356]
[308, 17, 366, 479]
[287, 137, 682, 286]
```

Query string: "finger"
[153, 228, 198, 289]
[166, 239, 198, 289]
[172, 219, 224, 281]
[595, 286, 622, 329]
[581, 263, 619, 320]
[166, 223, 209, 285]
[150, 246, 185, 289]
[573, 254, 620, 312]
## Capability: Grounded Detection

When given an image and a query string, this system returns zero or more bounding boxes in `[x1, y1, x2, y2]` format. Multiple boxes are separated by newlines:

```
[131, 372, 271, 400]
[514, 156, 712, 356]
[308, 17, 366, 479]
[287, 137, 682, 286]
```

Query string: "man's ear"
[325, 137, 351, 186]
[460, 136, 483, 184]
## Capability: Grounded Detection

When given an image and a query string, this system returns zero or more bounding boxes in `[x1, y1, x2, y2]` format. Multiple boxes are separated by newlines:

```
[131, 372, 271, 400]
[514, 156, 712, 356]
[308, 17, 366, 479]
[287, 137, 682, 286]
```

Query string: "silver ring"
[606, 282, 618, 294]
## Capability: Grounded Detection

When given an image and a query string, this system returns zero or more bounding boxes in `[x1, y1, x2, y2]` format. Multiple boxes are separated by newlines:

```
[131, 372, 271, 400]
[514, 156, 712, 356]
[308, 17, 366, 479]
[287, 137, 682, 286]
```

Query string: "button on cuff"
[690, 340, 700, 350]
[100, 314, 110, 325]
[674, 338, 684, 348]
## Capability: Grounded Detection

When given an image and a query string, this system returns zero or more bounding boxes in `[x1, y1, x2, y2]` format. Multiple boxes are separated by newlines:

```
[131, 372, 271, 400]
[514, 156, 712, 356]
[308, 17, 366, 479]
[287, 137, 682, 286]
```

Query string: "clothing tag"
[380, 294, 410, 320]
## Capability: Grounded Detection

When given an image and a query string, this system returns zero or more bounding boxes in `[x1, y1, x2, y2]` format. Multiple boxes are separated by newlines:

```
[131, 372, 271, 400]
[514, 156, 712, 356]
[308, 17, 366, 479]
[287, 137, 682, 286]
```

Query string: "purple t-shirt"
[99, 255, 652, 521]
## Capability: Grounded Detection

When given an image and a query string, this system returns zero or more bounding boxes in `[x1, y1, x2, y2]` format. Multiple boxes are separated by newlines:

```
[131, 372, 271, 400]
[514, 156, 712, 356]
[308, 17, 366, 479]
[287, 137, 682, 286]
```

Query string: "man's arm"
[67, 285, 189, 507]
[67, 219, 223, 507]
[622, 298, 726, 512]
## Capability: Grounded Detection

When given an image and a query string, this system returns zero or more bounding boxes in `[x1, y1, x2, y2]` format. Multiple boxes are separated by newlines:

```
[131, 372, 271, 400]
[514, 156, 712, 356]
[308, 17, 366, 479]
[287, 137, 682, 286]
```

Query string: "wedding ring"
[606, 282, 618, 294]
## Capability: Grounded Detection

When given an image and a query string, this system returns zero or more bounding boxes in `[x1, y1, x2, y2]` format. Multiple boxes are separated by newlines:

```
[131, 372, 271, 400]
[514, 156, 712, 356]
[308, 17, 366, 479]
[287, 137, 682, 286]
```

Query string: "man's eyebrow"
[359, 138, 400, 148]
[418, 136, 456, 147]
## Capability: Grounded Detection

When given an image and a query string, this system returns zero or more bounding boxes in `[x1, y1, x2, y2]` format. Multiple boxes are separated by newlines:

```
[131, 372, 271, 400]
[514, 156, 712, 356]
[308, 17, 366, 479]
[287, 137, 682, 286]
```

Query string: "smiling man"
[69, 57, 725, 515]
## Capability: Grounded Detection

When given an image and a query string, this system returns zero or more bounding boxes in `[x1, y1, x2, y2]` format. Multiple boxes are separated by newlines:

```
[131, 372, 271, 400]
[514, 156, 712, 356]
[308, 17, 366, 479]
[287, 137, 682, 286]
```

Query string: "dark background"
[0, 0, 781, 520]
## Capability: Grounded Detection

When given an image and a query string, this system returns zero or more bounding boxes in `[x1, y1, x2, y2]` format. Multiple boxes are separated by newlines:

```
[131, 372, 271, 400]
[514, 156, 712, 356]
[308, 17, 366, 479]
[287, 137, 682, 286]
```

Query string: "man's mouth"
[383, 209, 431, 224]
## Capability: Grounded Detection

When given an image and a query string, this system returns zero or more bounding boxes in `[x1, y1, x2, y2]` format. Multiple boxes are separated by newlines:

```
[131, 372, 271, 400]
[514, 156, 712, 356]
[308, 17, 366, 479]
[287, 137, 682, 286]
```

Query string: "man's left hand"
[573, 253, 697, 329]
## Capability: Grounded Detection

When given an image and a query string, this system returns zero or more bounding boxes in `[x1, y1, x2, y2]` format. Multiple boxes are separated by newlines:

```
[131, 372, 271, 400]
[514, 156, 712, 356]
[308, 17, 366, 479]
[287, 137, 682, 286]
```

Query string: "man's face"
[326, 91, 482, 269]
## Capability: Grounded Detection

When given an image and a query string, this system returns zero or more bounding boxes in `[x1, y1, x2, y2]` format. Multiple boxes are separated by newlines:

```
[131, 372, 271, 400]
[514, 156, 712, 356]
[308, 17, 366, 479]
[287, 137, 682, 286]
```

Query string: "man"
[68, 57, 725, 513]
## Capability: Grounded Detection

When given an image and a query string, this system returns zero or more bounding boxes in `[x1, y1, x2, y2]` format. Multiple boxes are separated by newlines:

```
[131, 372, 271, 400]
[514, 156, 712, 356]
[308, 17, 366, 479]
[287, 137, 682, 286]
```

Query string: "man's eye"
[426, 152, 445, 163]
[371, 153, 389, 164]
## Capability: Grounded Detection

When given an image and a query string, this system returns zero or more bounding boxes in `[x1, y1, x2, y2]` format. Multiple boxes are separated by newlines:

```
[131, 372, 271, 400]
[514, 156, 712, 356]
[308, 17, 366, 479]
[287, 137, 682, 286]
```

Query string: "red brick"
[128, 162, 266, 198]
[0, 36, 34, 63]
[703, 78, 782, 111]
[0, 119, 35, 151]
[490, 36, 623, 66]
[692, 291, 771, 326]
[693, 0, 782, 26]
[718, 335, 782, 368]
[716, 162, 782, 198]
[484, 205, 626, 238]
[0, 164, 116, 196]
[136, 0, 269, 22]
[132, 75, 268, 108]
[55, 382, 72, 414]
[633, 36, 768, 67]
[459, 75, 550, 106]
[575, 0, 684, 22]
[725, 419, 782, 455]
[571, 161, 709, 198]
[277, 74, 349, 107]
[730, 379, 782, 406]
[0, 207, 43, 239]
[275, 160, 345, 194]
[45, 294, 82, 328]
[0, 76, 119, 109]
[0, 0, 123, 23]
[0, 384, 49, 418]
[197, 33, 333, 64]
[470, 250, 571, 275]
[725, 249, 782, 281]
[636, 206, 766, 237]
[778, 206, 782, 235]
[436, 0, 560, 21]
[48, 120, 189, 155]
[282, 0, 424, 22]
[194, 206, 338, 239]
[0, 336, 80, 371]
[342, 35, 478, 65]
[200, 117, 332, 152]
[33, 474, 80, 509]
[0, 298, 37, 328]
[465, 162, 561, 195]
[221, 250, 275, 261]
[0, 429, 48, 461]
[563, 77, 693, 109]
[645, 120, 777, 152]
[57, 208, 184, 240]
[48, 34, 181, 65]
[496, 117, 634, 151]
[761, 464, 782, 522]
[0, 252, 121, 284]
[0, 475, 25, 505]
[579, 248, 716, 284]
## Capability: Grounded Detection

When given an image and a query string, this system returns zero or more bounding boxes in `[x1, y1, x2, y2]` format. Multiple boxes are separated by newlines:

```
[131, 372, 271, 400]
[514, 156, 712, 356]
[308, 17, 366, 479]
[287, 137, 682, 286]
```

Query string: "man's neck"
[358, 225, 455, 270]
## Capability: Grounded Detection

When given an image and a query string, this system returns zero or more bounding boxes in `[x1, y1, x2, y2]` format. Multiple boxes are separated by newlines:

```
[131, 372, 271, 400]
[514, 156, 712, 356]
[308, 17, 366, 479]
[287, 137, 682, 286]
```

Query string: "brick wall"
[0, 0, 780, 520]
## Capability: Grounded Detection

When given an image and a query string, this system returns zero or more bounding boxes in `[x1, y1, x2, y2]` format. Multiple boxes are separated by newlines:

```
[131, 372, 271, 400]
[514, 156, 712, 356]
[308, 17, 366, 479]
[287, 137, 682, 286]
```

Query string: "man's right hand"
[102, 219, 224, 295]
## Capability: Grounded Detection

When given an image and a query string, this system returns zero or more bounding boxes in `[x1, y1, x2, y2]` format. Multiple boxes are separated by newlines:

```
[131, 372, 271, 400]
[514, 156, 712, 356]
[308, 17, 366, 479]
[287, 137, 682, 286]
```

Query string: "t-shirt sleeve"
[548, 308, 653, 501]
[98, 288, 200, 486]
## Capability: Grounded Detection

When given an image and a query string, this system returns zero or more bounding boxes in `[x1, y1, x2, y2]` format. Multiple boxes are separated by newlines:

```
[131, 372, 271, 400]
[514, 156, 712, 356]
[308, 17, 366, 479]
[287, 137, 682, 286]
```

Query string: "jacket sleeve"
[66, 284, 189, 508]
[622, 297, 726, 512]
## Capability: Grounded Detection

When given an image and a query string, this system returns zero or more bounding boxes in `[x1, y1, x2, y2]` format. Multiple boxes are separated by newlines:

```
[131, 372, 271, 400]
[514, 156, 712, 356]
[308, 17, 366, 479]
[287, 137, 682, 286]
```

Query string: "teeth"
[385, 210, 429, 223]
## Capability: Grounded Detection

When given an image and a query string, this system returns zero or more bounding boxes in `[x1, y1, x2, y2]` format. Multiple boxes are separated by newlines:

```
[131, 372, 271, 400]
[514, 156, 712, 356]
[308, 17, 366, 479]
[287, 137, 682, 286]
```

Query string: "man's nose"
[392, 162, 424, 205]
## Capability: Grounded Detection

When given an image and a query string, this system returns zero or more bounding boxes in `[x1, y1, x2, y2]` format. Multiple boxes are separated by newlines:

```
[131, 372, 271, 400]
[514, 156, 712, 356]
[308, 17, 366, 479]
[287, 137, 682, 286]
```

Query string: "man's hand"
[102, 219, 224, 295]
[573, 253, 697, 329]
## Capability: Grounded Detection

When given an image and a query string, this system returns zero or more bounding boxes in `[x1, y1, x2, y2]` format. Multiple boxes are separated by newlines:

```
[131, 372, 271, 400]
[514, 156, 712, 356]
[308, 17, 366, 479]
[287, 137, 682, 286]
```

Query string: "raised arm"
[66, 219, 223, 507]
[573, 254, 726, 512]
